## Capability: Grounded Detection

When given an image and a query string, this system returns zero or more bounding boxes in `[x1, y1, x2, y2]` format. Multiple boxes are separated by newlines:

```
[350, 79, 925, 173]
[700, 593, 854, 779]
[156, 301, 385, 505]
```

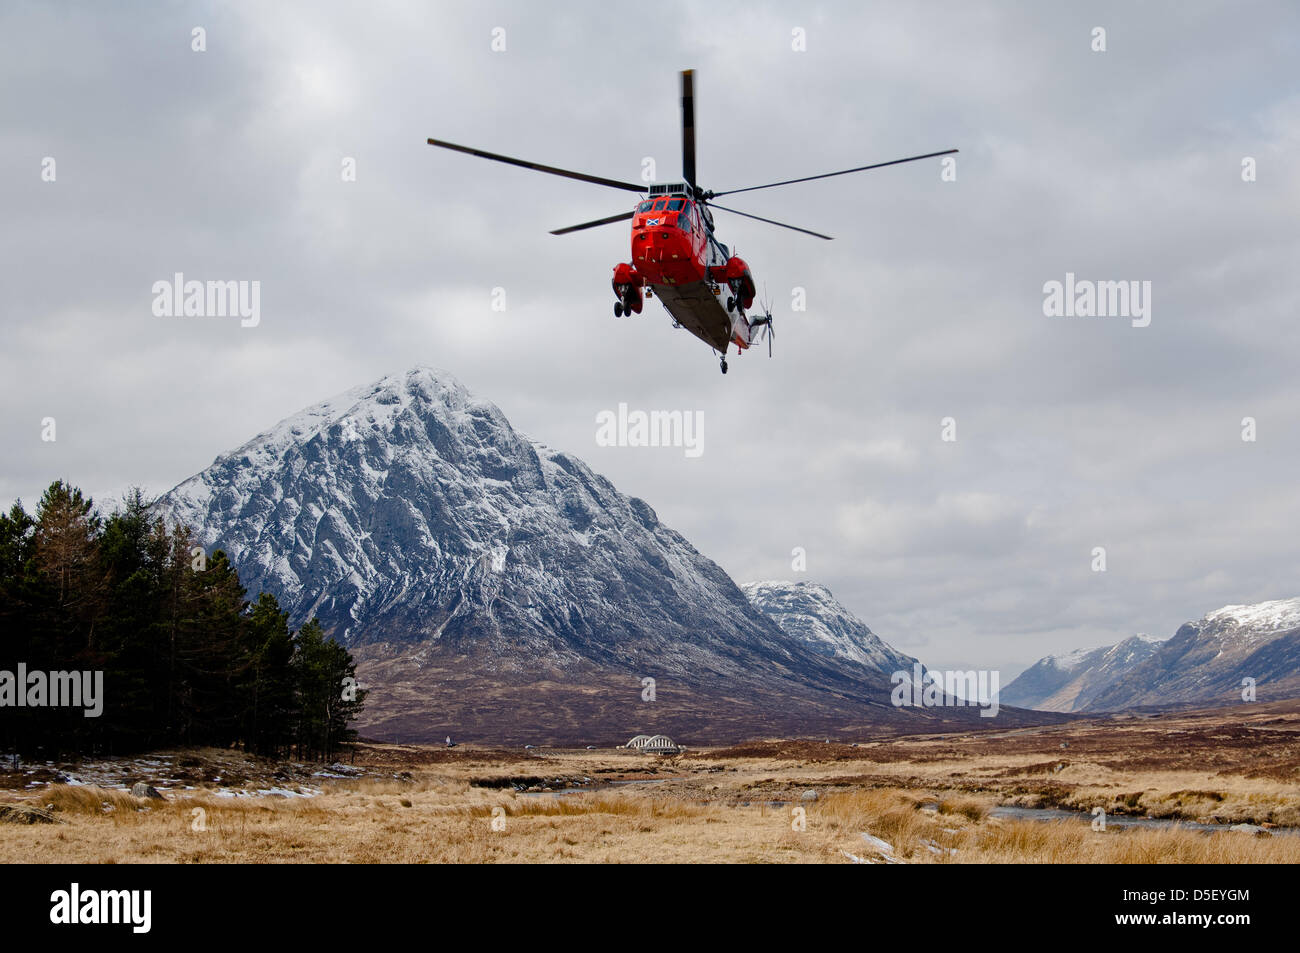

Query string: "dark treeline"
[0, 481, 366, 760]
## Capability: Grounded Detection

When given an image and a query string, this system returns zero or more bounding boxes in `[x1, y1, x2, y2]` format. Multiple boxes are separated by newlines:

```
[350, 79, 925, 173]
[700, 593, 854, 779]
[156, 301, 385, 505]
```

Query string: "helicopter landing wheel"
[719, 357, 728, 375]
[614, 302, 623, 317]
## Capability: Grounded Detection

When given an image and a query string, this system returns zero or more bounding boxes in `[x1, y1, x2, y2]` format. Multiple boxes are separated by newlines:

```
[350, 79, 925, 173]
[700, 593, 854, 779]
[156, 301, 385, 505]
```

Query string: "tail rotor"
[749, 284, 776, 358]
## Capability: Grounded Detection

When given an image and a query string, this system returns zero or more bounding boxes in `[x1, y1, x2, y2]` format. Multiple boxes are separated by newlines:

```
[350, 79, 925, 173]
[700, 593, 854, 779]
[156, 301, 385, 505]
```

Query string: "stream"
[989, 805, 1297, 836]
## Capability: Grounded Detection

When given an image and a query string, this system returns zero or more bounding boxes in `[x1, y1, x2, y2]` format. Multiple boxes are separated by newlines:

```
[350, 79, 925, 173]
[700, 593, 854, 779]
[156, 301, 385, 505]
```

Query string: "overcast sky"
[3, 1, 1298, 675]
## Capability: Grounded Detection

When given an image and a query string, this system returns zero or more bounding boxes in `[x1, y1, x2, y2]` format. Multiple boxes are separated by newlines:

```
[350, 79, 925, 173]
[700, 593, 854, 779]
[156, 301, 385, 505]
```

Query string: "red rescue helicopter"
[427, 70, 956, 374]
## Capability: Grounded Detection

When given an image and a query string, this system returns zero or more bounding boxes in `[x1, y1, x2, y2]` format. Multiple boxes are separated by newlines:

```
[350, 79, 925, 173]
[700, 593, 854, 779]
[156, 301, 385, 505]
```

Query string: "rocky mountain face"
[162, 367, 1045, 744]
[1001, 635, 1162, 712]
[740, 581, 921, 677]
[1083, 599, 1300, 711]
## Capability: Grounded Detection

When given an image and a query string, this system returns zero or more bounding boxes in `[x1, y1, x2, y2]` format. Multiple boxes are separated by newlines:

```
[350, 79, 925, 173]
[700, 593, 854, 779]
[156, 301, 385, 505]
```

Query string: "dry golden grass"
[775, 789, 1300, 864]
[43, 785, 144, 816]
[678, 701, 1300, 828]
[5, 702, 1298, 862]
[2, 777, 1295, 864]
[937, 795, 989, 822]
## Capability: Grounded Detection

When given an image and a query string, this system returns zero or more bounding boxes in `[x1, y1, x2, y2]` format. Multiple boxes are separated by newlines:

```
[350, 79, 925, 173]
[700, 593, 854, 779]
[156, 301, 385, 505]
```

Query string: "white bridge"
[623, 734, 682, 754]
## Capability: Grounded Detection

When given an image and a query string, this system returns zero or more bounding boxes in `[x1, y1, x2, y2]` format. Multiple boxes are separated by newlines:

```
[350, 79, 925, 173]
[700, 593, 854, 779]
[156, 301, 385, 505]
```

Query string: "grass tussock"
[45, 785, 144, 816]
[816, 789, 931, 843]
[938, 795, 989, 822]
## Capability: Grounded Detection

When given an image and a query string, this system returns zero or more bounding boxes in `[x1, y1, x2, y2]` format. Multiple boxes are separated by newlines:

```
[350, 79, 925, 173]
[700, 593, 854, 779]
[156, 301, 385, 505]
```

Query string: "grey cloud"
[2, 0, 1297, 675]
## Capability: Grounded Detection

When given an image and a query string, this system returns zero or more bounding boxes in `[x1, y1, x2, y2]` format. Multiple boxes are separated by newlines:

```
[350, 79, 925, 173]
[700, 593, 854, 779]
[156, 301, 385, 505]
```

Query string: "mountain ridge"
[1085, 598, 1300, 711]
[1001, 634, 1163, 712]
[740, 580, 921, 677]
[1005, 598, 1300, 712]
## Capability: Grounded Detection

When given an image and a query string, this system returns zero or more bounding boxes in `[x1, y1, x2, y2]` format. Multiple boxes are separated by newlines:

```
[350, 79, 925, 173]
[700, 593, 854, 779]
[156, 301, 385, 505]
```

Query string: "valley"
[5, 698, 1297, 864]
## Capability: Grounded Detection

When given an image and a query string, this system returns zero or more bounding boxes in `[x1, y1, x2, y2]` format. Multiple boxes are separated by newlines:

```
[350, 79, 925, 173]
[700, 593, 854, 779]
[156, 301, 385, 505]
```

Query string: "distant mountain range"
[1004, 599, 1300, 712]
[162, 366, 1040, 744]
[1001, 634, 1162, 711]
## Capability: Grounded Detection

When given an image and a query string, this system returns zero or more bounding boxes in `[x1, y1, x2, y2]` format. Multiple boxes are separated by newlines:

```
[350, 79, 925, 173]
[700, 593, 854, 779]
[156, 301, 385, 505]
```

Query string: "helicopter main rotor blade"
[681, 69, 697, 187]
[426, 138, 646, 193]
[708, 202, 833, 240]
[711, 148, 958, 198]
[550, 210, 636, 235]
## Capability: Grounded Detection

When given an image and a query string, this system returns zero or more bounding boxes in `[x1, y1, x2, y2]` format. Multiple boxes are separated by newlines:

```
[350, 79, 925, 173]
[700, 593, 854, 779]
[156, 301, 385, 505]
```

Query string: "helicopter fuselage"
[611, 184, 757, 355]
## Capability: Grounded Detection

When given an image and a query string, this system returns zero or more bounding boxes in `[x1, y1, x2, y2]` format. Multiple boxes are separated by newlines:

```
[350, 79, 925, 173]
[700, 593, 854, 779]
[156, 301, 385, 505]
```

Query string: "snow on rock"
[156, 366, 874, 695]
[858, 833, 903, 863]
[1047, 647, 1095, 672]
[740, 580, 921, 677]
[1002, 634, 1165, 712]
[1081, 597, 1300, 711]
[1204, 598, 1300, 638]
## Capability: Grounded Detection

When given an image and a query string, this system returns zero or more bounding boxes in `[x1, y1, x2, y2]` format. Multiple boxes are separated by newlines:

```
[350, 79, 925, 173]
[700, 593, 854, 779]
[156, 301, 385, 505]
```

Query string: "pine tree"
[97, 489, 160, 750]
[241, 592, 296, 756]
[0, 480, 368, 759]
[24, 482, 106, 752]
[33, 481, 104, 658]
[0, 502, 38, 753]
[292, 619, 367, 761]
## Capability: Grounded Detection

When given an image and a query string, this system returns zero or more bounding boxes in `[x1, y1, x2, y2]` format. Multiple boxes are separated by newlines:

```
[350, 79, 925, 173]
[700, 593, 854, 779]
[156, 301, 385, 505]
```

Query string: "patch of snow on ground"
[211, 786, 319, 799]
[859, 832, 903, 862]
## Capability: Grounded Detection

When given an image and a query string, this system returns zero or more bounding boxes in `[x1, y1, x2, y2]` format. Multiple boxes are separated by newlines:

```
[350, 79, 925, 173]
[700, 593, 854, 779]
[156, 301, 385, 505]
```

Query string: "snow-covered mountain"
[1083, 598, 1300, 711]
[1001, 634, 1163, 712]
[167, 366, 763, 667]
[740, 581, 920, 677]
[161, 366, 1033, 743]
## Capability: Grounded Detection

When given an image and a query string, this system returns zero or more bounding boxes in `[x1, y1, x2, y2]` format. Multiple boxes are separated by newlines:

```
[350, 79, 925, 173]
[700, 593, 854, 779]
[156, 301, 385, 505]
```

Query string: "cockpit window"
[652, 199, 666, 210]
[667, 199, 685, 211]
[638, 201, 653, 213]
